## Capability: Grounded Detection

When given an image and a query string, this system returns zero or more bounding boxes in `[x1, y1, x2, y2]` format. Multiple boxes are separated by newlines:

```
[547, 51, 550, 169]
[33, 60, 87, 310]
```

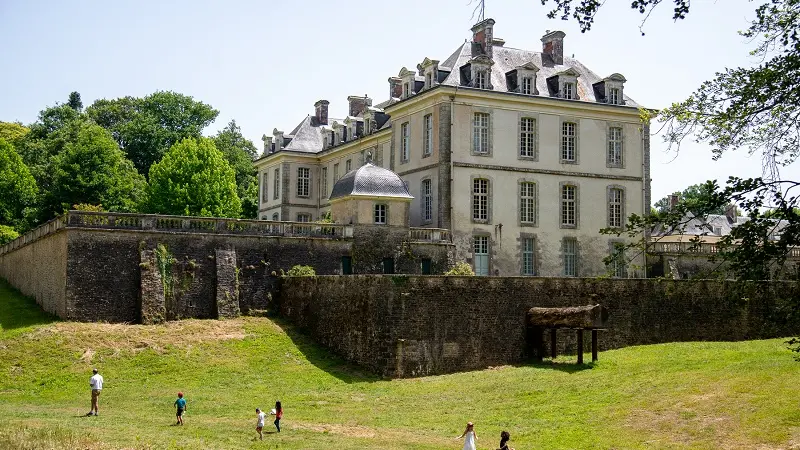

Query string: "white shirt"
[257, 411, 266, 427]
[90, 374, 104, 390]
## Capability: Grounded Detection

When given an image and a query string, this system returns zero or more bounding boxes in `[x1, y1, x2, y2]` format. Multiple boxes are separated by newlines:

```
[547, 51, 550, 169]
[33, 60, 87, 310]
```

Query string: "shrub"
[0, 225, 19, 245]
[444, 262, 474, 276]
[285, 265, 316, 277]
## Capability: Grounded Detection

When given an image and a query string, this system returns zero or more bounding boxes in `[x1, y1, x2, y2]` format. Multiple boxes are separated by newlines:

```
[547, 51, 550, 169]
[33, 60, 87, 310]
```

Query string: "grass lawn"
[1, 279, 799, 449]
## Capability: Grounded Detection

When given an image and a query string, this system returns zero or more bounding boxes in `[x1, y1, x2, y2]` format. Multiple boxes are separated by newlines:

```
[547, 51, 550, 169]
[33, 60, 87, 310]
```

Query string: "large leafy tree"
[0, 139, 38, 230]
[653, 183, 728, 215]
[0, 122, 30, 145]
[147, 137, 241, 218]
[43, 123, 146, 216]
[212, 120, 258, 219]
[87, 91, 219, 176]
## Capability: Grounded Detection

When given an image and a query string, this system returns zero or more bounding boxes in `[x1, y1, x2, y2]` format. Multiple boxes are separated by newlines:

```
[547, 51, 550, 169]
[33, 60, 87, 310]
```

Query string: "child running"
[256, 408, 266, 440]
[270, 401, 283, 432]
[174, 392, 187, 425]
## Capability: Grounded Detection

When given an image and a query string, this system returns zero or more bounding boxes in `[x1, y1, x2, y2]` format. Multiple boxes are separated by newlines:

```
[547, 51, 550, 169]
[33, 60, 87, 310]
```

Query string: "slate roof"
[329, 162, 414, 201]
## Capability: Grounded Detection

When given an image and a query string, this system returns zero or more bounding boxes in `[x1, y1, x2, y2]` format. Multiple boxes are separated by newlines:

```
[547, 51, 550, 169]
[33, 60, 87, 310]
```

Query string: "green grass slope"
[1, 279, 799, 449]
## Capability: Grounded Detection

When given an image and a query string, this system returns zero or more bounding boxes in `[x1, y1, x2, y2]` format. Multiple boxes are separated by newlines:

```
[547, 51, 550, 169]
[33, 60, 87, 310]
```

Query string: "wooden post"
[591, 329, 598, 362]
[577, 329, 584, 364]
[550, 328, 557, 359]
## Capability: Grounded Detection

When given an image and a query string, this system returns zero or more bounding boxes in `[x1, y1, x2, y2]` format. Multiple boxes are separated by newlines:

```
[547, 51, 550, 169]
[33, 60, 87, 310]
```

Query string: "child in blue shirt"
[174, 392, 187, 425]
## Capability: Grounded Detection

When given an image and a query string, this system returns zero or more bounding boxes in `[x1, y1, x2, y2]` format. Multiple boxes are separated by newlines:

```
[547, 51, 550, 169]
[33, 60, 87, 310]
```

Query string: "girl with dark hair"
[498, 430, 515, 450]
[270, 401, 283, 432]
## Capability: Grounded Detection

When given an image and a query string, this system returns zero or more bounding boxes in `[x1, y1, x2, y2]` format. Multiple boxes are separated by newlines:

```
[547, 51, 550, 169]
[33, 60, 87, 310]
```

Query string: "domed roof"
[329, 162, 413, 201]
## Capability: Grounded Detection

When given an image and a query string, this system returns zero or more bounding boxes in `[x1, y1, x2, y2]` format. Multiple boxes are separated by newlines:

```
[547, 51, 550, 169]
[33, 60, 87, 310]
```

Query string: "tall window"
[321, 167, 328, 199]
[520, 182, 536, 224]
[563, 82, 575, 99]
[473, 112, 489, 154]
[333, 163, 339, 182]
[423, 114, 433, 156]
[610, 242, 626, 278]
[346, 159, 352, 172]
[522, 237, 535, 276]
[364, 118, 371, 135]
[520, 117, 536, 158]
[422, 179, 432, 222]
[296, 213, 311, 222]
[609, 87, 621, 105]
[522, 77, 533, 95]
[261, 173, 268, 202]
[273, 168, 280, 200]
[426, 72, 432, 88]
[403, 83, 410, 98]
[297, 167, 310, 197]
[476, 70, 488, 89]
[473, 235, 489, 276]
[561, 122, 576, 162]
[609, 188, 624, 228]
[563, 238, 577, 276]
[608, 127, 623, 166]
[561, 184, 576, 227]
[401, 122, 410, 161]
[374, 204, 387, 224]
[472, 178, 489, 221]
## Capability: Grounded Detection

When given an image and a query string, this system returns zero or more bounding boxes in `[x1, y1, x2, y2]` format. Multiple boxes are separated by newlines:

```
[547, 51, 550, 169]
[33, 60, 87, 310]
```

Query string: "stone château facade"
[254, 19, 651, 277]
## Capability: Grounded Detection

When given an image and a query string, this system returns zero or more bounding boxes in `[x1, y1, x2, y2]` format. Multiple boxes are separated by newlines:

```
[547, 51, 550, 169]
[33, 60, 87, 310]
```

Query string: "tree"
[0, 139, 38, 230]
[43, 123, 146, 216]
[0, 122, 30, 145]
[147, 137, 241, 218]
[86, 91, 219, 176]
[211, 120, 258, 219]
[653, 183, 728, 215]
[67, 91, 83, 112]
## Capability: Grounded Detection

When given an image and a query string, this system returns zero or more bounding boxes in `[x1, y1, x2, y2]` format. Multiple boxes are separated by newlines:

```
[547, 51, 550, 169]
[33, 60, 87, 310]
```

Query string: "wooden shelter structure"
[527, 304, 609, 364]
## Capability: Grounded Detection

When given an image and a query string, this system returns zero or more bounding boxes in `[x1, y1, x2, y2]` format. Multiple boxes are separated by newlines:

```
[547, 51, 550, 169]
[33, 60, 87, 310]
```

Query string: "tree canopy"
[0, 139, 38, 230]
[653, 183, 728, 215]
[147, 137, 241, 218]
[212, 120, 258, 219]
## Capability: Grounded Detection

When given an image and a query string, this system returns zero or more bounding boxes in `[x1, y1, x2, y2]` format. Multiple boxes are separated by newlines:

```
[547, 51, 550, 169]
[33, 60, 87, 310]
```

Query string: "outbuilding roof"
[329, 162, 413, 201]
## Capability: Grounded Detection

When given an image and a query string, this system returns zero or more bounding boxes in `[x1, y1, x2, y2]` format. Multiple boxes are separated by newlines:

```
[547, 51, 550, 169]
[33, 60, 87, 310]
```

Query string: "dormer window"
[593, 73, 626, 105]
[476, 71, 489, 89]
[563, 82, 575, 100]
[403, 83, 410, 98]
[609, 87, 621, 105]
[425, 72, 432, 88]
[522, 77, 533, 95]
[547, 68, 580, 100]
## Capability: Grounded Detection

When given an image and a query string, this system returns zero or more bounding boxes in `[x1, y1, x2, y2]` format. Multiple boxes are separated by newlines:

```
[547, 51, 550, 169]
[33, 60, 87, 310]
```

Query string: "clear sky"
[1, 0, 795, 204]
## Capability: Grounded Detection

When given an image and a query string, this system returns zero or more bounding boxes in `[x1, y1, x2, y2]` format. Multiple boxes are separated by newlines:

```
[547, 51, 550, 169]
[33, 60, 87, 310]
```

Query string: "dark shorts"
[176, 408, 184, 416]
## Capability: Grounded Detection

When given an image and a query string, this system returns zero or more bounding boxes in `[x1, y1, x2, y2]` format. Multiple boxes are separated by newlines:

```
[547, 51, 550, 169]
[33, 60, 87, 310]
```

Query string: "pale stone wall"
[0, 231, 67, 317]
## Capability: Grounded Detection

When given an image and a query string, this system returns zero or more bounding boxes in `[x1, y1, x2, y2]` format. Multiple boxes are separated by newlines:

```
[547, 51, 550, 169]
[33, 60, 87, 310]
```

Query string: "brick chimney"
[471, 18, 496, 59]
[314, 100, 329, 125]
[724, 204, 738, 224]
[388, 77, 402, 99]
[541, 30, 566, 65]
[347, 95, 372, 117]
[669, 193, 679, 209]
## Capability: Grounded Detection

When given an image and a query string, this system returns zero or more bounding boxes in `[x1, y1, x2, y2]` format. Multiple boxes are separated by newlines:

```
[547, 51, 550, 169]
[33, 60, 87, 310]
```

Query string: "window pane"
[522, 237, 535, 275]
[563, 238, 577, 276]
[473, 113, 489, 154]
[423, 115, 432, 155]
[609, 188, 623, 228]
[520, 182, 536, 223]
[422, 179, 432, 222]
[608, 127, 622, 166]
[374, 204, 387, 224]
[297, 167, 310, 197]
[520, 118, 536, 157]
[401, 122, 410, 161]
[472, 178, 489, 220]
[561, 122, 576, 161]
[261, 173, 268, 202]
[273, 168, 280, 199]
[561, 185, 576, 226]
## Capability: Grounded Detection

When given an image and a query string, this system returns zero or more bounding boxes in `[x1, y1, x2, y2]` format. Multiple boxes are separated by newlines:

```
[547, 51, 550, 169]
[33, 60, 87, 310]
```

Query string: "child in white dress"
[456, 422, 477, 450]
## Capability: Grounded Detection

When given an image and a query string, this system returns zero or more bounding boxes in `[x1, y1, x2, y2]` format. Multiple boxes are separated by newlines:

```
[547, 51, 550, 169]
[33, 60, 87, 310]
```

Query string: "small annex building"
[329, 157, 413, 227]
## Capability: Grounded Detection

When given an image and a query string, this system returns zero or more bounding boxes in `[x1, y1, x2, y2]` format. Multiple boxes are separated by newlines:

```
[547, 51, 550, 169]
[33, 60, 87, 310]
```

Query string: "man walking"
[86, 368, 103, 416]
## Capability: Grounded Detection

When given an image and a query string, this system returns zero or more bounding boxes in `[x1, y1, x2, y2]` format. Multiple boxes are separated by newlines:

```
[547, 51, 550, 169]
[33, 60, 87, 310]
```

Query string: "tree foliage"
[147, 137, 241, 218]
[67, 91, 83, 112]
[0, 122, 30, 145]
[43, 123, 146, 216]
[444, 262, 475, 276]
[0, 225, 19, 245]
[87, 91, 219, 176]
[0, 139, 38, 229]
[653, 183, 729, 215]
[285, 265, 316, 277]
[212, 120, 258, 219]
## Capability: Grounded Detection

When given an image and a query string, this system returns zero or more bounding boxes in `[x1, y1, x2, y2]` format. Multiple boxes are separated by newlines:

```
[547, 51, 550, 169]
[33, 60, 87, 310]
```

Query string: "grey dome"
[329, 163, 413, 201]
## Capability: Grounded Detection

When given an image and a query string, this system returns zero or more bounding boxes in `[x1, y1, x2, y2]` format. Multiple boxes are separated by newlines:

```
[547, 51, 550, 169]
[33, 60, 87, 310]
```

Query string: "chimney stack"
[347, 95, 372, 117]
[471, 18, 496, 59]
[273, 128, 284, 151]
[669, 193, 679, 209]
[261, 134, 273, 155]
[724, 204, 738, 224]
[388, 77, 402, 99]
[541, 30, 566, 65]
[314, 100, 329, 125]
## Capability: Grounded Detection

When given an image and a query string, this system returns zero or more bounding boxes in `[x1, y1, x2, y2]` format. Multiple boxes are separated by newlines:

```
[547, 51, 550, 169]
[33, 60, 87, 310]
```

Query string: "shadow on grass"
[267, 314, 382, 384]
[518, 359, 597, 374]
[0, 278, 57, 331]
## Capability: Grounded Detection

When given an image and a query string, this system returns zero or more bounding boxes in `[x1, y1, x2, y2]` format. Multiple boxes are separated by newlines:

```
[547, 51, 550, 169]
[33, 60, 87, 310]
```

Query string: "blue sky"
[1, 0, 795, 203]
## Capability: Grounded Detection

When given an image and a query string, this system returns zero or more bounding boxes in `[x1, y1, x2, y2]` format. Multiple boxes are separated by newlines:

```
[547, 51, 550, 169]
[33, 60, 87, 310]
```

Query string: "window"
[401, 122, 410, 161]
[272, 213, 279, 221]
[563, 238, 577, 276]
[403, 83, 410, 98]
[520, 117, 536, 158]
[364, 118, 371, 135]
[610, 242, 626, 278]
[473, 236, 490, 276]
[563, 82, 575, 99]
[476, 70, 488, 89]
[297, 167, 310, 197]
[333, 163, 339, 182]
[321, 167, 328, 199]
[346, 159, 352, 172]
[423, 114, 433, 156]
[608, 127, 623, 166]
[520, 182, 536, 224]
[561, 185, 577, 227]
[608, 188, 624, 228]
[609, 87, 621, 105]
[422, 179, 432, 223]
[261, 173, 268, 202]
[522, 237, 535, 276]
[561, 122, 576, 162]
[382, 258, 395, 274]
[296, 213, 311, 222]
[522, 77, 533, 95]
[374, 204, 387, 224]
[273, 168, 280, 199]
[472, 178, 489, 221]
[426, 72, 432, 88]
[473, 112, 489, 154]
